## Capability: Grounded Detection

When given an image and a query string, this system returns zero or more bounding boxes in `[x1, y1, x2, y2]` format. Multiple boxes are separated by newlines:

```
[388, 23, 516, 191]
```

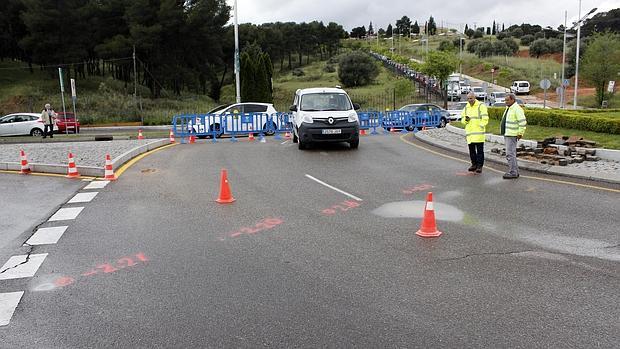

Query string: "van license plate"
[322, 129, 341, 134]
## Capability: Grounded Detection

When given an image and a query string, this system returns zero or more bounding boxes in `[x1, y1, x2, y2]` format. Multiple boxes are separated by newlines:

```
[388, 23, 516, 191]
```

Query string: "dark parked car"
[398, 103, 450, 129]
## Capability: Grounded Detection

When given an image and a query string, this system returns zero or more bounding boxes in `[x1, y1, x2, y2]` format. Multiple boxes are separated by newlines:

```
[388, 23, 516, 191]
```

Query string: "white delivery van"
[510, 81, 530, 95]
[289, 87, 360, 150]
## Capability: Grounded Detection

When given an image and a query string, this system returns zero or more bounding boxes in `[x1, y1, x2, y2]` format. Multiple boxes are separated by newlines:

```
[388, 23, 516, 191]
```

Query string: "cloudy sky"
[227, 0, 617, 31]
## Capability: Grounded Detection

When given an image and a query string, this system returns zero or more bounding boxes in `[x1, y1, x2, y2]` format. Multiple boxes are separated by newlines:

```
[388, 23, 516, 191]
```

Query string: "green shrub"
[323, 64, 336, 73]
[292, 68, 305, 76]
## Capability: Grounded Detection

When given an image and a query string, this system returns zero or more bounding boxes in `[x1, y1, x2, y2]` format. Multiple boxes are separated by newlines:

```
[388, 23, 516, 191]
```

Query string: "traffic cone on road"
[189, 133, 196, 144]
[390, 127, 396, 133]
[169, 130, 175, 143]
[19, 149, 31, 174]
[104, 154, 116, 181]
[360, 129, 366, 136]
[66, 152, 80, 178]
[215, 169, 235, 204]
[248, 132, 255, 141]
[415, 192, 442, 238]
[138, 129, 145, 140]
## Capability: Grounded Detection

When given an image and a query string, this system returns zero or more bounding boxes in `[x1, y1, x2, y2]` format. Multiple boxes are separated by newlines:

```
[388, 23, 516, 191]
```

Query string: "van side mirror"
[353, 103, 360, 110]
[289, 105, 297, 112]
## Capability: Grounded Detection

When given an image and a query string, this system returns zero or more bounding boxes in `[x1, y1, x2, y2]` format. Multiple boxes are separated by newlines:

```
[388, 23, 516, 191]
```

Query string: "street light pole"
[233, 0, 241, 104]
[572, 3, 597, 109]
[561, 11, 567, 109]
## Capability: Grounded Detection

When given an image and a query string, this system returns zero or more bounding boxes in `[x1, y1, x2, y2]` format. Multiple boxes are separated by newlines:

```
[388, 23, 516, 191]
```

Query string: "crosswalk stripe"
[67, 192, 98, 204]
[83, 181, 109, 190]
[0, 292, 24, 326]
[48, 207, 83, 221]
[24, 226, 68, 246]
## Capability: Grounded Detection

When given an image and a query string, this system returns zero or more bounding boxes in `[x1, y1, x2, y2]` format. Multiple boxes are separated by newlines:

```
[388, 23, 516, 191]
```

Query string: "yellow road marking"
[399, 134, 620, 193]
[0, 170, 96, 180]
[114, 143, 177, 178]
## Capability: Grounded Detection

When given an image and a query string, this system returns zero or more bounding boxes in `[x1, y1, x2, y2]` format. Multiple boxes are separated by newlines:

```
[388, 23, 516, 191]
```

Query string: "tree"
[582, 32, 620, 107]
[465, 24, 469, 33]
[420, 50, 457, 108]
[502, 23, 505, 32]
[520, 34, 535, 45]
[465, 28, 475, 39]
[492, 21, 496, 35]
[338, 51, 379, 87]
[412, 21, 420, 35]
[386, 24, 393, 37]
[378, 28, 386, 37]
[428, 16, 437, 35]
[581, 9, 620, 36]
[396, 16, 412, 37]
[529, 38, 549, 58]
[476, 40, 494, 57]
[350, 26, 366, 38]
[438, 40, 454, 52]
[502, 37, 519, 55]
[368, 22, 374, 36]
[473, 30, 483, 39]
[486, 27, 491, 35]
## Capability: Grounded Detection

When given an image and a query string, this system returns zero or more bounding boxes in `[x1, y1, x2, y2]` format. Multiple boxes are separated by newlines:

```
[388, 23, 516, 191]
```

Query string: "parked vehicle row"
[0, 111, 80, 137]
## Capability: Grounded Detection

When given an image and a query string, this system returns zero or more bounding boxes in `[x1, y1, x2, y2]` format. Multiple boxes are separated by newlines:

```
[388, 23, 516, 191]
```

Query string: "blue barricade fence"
[171, 110, 443, 140]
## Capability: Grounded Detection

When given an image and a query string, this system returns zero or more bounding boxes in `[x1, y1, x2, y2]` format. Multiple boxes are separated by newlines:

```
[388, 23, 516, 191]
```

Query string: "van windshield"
[519, 83, 529, 87]
[300, 93, 352, 111]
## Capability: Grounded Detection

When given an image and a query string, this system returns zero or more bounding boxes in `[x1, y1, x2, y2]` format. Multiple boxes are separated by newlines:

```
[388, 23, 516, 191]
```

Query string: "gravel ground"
[0, 139, 166, 167]
[421, 128, 620, 175]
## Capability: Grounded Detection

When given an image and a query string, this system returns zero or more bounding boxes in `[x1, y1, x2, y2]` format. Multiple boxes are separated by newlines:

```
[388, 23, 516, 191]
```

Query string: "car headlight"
[348, 113, 359, 123]
[302, 114, 313, 124]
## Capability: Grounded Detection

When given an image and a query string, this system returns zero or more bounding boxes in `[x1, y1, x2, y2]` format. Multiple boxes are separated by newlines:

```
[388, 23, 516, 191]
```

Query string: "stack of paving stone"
[490, 136, 601, 166]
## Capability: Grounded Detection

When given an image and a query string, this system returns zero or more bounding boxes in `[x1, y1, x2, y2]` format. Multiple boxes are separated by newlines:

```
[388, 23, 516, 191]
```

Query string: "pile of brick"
[490, 136, 600, 166]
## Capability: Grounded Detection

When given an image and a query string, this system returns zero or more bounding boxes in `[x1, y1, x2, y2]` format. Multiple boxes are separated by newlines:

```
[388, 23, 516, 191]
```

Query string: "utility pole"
[560, 11, 567, 109]
[573, 0, 582, 109]
[133, 45, 141, 125]
[233, 0, 241, 104]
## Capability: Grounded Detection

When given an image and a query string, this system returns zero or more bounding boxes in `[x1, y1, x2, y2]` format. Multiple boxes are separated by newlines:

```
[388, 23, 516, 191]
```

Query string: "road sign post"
[58, 68, 68, 135]
[540, 79, 551, 109]
[70, 78, 77, 134]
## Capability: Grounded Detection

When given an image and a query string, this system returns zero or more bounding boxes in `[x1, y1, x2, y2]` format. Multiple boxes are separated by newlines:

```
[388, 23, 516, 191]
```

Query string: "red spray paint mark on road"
[402, 184, 434, 194]
[221, 218, 283, 240]
[50, 253, 149, 289]
[321, 200, 361, 215]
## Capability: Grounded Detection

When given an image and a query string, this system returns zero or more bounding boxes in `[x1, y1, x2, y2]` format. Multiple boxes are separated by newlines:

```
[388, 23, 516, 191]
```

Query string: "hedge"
[487, 108, 620, 134]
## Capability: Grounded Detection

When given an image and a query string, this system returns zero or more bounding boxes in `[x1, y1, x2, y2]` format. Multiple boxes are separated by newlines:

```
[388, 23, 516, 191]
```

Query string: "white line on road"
[305, 174, 363, 201]
[48, 207, 84, 221]
[280, 140, 289, 145]
[0, 254, 48, 280]
[24, 226, 68, 246]
[67, 192, 98, 204]
[0, 291, 24, 326]
[83, 181, 109, 190]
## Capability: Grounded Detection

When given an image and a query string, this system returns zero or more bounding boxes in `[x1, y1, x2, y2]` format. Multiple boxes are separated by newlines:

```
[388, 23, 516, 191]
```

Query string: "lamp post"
[561, 10, 567, 109]
[233, 0, 240, 103]
[572, 2, 597, 109]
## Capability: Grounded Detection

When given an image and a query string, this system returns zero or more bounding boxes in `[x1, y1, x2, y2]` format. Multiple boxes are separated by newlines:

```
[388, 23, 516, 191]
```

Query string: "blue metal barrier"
[358, 111, 382, 135]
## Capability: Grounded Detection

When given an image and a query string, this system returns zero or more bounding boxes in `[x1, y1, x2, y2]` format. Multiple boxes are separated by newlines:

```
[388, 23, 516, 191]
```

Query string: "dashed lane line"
[24, 226, 68, 246]
[0, 254, 48, 280]
[83, 180, 109, 190]
[48, 207, 84, 221]
[305, 174, 363, 201]
[0, 292, 24, 326]
[67, 192, 98, 204]
[399, 134, 620, 194]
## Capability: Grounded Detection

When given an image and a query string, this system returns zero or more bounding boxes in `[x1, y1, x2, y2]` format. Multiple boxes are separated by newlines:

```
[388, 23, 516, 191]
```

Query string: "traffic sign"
[607, 80, 616, 93]
[491, 68, 495, 73]
[540, 79, 551, 90]
[563, 79, 570, 87]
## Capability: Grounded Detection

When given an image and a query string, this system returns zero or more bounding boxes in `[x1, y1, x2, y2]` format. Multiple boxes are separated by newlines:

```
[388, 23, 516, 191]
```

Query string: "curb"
[0, 139, 169, 177]
[413, 130, 620, 185]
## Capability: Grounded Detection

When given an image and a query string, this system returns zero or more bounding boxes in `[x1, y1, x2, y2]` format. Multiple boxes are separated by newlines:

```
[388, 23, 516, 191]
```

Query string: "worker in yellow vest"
[501, 93, 527, 179]
[460, 92, 489, 173]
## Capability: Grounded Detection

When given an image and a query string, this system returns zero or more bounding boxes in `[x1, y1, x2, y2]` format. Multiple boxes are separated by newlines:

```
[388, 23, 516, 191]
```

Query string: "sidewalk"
[414, 125, 620, 184]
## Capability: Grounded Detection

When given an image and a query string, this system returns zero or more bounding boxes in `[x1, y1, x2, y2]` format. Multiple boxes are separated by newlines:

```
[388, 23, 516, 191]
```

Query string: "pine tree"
[492, 21, 496, 35]
[368, 22, 374, 35]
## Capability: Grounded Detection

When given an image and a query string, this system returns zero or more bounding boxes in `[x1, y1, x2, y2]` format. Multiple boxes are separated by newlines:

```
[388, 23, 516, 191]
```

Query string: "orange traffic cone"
[66, 152, 80, 178]
[19, 149, 31, 174]
[360, 129, 366, 135]
[415, 192, 442, 238]
[104, 154, 116, 181]
[248, 132, 255, 141]
[390, 127, 396, 133]
[138, 129, 145, 140]
[215, 169, 235, 204]
[169, 130, 175, 143]
[189, 134, 196, 144]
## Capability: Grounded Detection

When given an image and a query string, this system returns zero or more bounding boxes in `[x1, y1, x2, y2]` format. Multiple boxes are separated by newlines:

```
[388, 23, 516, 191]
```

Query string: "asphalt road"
[1, 135, 618, 348]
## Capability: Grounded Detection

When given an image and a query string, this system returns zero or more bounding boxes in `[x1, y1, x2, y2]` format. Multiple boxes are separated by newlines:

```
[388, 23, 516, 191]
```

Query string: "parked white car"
[192, 102, 278, 138]
[290, 87, 360, 150]
[489, 92, 507, 105]
[459, 82, 471, 94]
[0, 113, 52, 137]
[447, 102, 468, 121]
[510, 81, 531, 95]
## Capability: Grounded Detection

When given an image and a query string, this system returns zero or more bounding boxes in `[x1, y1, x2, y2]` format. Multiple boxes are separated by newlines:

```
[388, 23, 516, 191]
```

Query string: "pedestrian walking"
[501, 93, 527, 179]
[460, 92, 489, 173]
[41, 103, 55, 139]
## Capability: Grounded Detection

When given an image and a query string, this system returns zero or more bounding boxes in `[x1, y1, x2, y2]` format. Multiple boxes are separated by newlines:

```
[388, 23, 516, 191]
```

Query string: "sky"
[227, 0, 617, 32]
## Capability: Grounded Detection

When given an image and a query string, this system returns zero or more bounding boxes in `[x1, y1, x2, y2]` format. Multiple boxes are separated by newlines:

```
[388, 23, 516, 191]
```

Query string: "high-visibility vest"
[460, 100, 488, 144]
[501, 103, 527, 136]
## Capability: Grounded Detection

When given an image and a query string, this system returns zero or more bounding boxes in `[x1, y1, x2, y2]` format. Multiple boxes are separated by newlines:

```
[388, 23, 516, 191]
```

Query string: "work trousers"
[468, 142, 484, 168]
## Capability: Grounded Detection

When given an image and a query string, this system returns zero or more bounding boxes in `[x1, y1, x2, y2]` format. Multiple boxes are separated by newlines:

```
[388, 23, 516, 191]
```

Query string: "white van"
[510, 81, 530, 95]
[289, 87, 360, 150]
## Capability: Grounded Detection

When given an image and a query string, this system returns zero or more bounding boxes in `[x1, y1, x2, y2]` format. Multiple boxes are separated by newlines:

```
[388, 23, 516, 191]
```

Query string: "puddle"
[372, 201, 464, 222]
[520, 233, 620, 262]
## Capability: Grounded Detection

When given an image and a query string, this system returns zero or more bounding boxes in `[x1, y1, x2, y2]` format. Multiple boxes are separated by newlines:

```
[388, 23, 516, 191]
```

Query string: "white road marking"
[280, 140, 289, 145]
[24, 226, 68, 246]
[67, 192, 98, 203]
[83, 181, 109, 189]
[305, 174, 363, 201]
[0, 254, 48, 280]
[48, 207, 84, 221]
[0, 291, 24, 326]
